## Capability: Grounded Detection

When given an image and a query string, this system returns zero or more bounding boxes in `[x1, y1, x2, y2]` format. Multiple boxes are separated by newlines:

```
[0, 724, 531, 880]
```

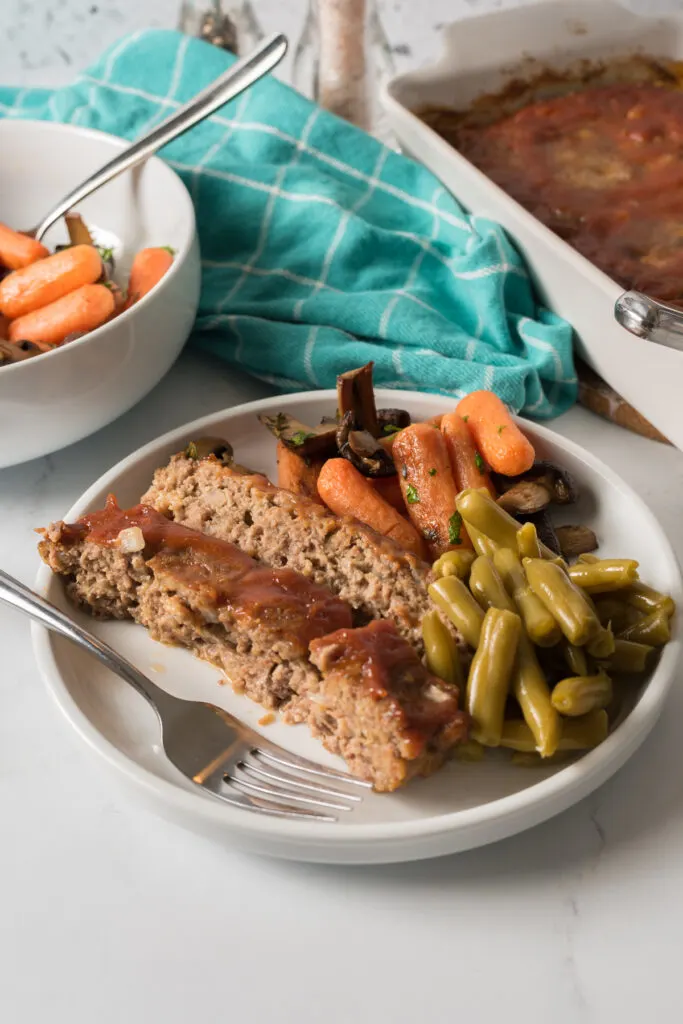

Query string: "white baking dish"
[382, 0, 683, 448]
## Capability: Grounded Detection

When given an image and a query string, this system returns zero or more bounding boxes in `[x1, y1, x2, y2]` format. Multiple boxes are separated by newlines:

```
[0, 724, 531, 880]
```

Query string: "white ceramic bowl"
[31, 390, 683, 864]
[0, 120, 201, 469]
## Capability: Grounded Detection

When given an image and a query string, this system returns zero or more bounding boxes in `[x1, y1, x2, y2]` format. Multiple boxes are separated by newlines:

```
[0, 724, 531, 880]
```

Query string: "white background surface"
[2, 2, 683, 1022]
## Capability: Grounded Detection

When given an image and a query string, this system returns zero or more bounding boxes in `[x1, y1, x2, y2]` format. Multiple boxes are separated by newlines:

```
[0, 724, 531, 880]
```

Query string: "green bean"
[467, 524, 501, 559]
[469, 556, 516, 613]
[517, 521, 542, 560]
[563, 642, 589, 677]
[428, 576, 484, 649]
[619, 608, 671, 647]
[593, 596, 642, 633]
[466, 607, 521, 746]
[551, 672, 612, 717]
[597, 638, 654, 674]
[454, 739, 486, 762]
[493, 547, 561, 647]
[432, 549, 476, 580]
[422, 610, 464, 687]
[456, 488, 555, 557]
[500, 709, 608, 752]
[567, 559, 640, 594]
[586, 624, 616, 659]
[514, 634, 562, 757]
[623, 581, 676, 619]
[524, 557, 602, 646]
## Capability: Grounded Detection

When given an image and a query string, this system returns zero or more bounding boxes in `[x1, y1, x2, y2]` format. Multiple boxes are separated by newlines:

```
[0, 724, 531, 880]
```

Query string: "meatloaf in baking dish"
[141, 451, 437, 650]
[38, 498, 470, 790]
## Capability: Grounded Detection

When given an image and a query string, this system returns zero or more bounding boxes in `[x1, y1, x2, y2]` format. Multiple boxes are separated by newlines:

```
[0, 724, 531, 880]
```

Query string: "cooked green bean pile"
[422, 488, 676, 765]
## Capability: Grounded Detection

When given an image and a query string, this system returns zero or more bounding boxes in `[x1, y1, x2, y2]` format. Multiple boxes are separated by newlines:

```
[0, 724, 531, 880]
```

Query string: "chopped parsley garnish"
[97, 246, 114, 263]
[462, 415, 469, 423]
[401, 465, 408, 480]
[405, 484, 420, 504]
[448, 511, 463, 546]
[474, 450, 485, 473]
[185, 441, 199, 460]
[497, 424, 506, 435]
[383, 423, 402, 435]
[160, 245, 176, 256]
[266, 412, 289, 438]
[428, 468, 437, 477]
[289, 430, 314, 447]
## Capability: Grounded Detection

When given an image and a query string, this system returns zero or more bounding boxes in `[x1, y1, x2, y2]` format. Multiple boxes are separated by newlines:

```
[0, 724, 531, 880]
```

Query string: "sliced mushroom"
[497, 480, 552, 516]
[65, 212, 94, 247]
[0, 339, 49, 366]
[185, 436, 235, 463]
[336, 410, 396, 477]
[493, 460, 577, 506]
[258, 412, 338, 457]
[377, 408, 411, 437]
[555, 525, 598, 559]
[337, 362, 380, 438]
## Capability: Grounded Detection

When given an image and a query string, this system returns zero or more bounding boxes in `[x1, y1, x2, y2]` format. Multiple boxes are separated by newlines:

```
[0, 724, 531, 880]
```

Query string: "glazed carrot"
[125, 247, 174, 308]
[392, 422, 472, 559]
[317, 458, 427, 559]
[0, 224, 49, 271]
[379, 415, 443, 455]
[371, 473, 406, 512]
[456, 391, 535, 476]
[441, 412, 495, 496]
[0, 244, 102, 319]
[8, 283, 115, 346]
[276, 441, 325, 504]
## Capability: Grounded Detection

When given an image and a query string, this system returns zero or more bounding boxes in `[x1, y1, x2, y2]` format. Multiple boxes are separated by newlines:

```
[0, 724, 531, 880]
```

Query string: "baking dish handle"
[615, 291, 683, 352]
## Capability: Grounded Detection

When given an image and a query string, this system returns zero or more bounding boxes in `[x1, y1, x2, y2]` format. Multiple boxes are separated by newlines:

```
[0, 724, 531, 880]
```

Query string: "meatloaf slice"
[141, 452, 435, 649]
[293, 620, 470, 791]
[38, 498, 352, 709]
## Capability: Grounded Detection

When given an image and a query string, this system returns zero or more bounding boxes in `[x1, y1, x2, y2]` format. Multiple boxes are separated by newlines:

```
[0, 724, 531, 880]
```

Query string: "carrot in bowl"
[317, 458, 427, 559]
[392, 422, 471, 559]
[8, 283, 115, 346]
[276, 440, 325, 504]
[0, 223, 49, 271]
[124, 247, 174, 308]
[441, 412, 495, 496]
[0, 244, 103, 319]
[456, 391, 535, 476]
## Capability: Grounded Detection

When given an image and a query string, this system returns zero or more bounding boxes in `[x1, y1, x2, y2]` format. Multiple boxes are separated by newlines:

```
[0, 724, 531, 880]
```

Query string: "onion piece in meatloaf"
[299, 620, 470, 792]
[38, 497, 352, 710]
[140, 451, 449, 651]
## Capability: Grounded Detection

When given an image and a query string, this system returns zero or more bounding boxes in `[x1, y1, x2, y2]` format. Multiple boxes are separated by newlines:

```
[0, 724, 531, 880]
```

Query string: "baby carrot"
[125, 247, 174, 308]
[317, 458, 427, 559]
[276, 440, 325, 504]
[371, 474, 406, 512]
[392, 422, 471, 559]
[456, 391, 535, 476]
[0, 244, 103, 319]
[0, 223, 49, 271]
[441, 412, 495, 496]
[8, 283, 115, 346]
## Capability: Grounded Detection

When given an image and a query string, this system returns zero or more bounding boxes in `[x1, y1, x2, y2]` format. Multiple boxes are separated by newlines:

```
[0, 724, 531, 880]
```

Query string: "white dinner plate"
[31, 390, 683, 864]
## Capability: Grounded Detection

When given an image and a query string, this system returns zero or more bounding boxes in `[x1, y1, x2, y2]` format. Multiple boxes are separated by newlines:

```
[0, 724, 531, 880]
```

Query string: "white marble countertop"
[2, 3, 683, 1023]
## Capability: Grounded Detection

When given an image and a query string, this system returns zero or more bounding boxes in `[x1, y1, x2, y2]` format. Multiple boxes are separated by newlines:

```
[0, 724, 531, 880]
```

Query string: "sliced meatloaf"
[38, 498, 352, 709]
[141, 452, 437, 650]
[299, 619, 470, 791]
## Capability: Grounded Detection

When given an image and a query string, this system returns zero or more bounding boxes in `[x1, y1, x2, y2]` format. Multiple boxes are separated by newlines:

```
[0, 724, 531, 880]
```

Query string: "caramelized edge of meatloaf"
[140, 452, 441, 651]
[296, 620, 469, 792]
[38, 497, 352, 710]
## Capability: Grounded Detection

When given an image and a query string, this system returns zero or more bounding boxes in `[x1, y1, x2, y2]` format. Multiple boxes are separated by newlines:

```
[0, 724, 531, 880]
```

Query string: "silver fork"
[0, 569, 369, 821]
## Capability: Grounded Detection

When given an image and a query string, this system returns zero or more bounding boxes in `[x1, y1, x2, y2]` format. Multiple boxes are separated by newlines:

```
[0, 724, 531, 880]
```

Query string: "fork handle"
[0, 568, 167, 715]
[33, 32, 288, 240]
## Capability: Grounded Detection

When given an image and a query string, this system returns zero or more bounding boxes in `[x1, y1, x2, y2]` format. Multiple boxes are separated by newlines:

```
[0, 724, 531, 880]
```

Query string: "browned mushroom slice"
[336, 410, 396, 477]
[555, 525, 599, 559]
[377, 408, 411, 437]
[337, 362, 380, 437]
[493, 461, 577, 506]
[497, 480, 552, 516]
[65, 212, 94, 247]
[258, 412, 337, 457]
[184, 437, 235, 463]
[0, 339, 50, 366]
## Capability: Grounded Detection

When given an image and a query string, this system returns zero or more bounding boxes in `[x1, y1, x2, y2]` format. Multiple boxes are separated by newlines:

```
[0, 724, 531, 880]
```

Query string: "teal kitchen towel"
[0, 30, 577, 417]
